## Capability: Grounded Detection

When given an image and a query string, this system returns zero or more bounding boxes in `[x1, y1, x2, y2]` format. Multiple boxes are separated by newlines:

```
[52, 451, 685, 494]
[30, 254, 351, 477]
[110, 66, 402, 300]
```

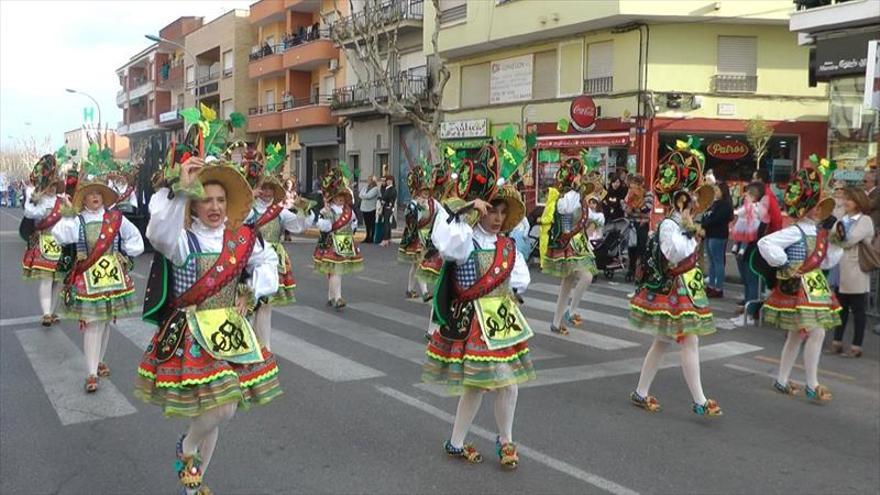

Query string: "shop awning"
[535, 132, 630, 149]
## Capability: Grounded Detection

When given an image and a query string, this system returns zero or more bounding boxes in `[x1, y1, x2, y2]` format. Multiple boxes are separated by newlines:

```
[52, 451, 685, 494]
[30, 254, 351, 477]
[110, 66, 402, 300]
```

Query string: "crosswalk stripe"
[522, 296, 634, 331]
[580, 280, 746, 302]
[414, 341, 763, 396]
[115, 319, 154, 351]
[347, 302, 563, 361]
[15, 328, 138, 425]
[270, 330, 386, 381]
[528, 318, 641, 350]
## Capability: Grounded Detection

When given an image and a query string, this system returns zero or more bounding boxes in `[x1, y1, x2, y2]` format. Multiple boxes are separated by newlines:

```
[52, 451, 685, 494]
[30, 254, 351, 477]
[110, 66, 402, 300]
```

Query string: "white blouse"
[51, 206, 144, 258]
[658, 214, 698, 265]
[431, 205, 530, 293]
[146, 188, 278, 300]
[757, 219, 843, 270]
[555, 190, 581, 216]
[316, 203, 358, 233]
[252, 198, 313, 235]
[24, 188, 59, 220]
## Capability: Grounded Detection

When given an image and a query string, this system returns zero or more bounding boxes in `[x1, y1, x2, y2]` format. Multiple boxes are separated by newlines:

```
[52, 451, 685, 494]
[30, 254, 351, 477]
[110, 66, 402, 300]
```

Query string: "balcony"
[713, 74, 758, 93]
[333, 0, 424, 41]
[250, 0, 286, 25]
[158, 62, 184, 89]
[790, 0, 879, 32]
[116, 89, 127, 106]
[285, 0, 321, 11]
[247, 96, 336, 131]
[331, 75, 429, 116]
[247, 105, 284, 133]
[249, 44, 285, 79]
[120, 117, 158, 136]
[282, 31, 336, 70]
[583, 76, 613, 95]
[129, 80, 155, 100]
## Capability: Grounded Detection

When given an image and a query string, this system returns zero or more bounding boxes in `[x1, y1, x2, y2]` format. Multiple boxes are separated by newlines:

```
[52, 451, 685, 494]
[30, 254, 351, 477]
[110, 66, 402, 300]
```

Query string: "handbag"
[858, 234, 880, 272]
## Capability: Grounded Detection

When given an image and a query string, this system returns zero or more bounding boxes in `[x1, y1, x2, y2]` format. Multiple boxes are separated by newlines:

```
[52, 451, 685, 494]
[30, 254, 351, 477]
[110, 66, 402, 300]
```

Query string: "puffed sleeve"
[659, 220, 697, 265]
[555, 190, 581, 215]
[316, 211, 333, 232]
[246, 237, 279, 301]
[146, 188, 189, 266]
[822, 243, 843, 270]
[24, 193, 55, 220]
[510, 247, 530, 294]
[589, 210, 605, 228]
[757, 225, 801, 268]
[51, 216, 81, 245]
[431, 204, 474, 264]
[350, 211, 358, 232]
[119, 217, 145, 258]
[279, 208, 309, 235]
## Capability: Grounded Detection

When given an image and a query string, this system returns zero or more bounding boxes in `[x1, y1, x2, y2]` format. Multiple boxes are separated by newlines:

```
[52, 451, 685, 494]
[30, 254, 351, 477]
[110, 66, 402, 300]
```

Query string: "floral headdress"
[782, 154, 835, 220]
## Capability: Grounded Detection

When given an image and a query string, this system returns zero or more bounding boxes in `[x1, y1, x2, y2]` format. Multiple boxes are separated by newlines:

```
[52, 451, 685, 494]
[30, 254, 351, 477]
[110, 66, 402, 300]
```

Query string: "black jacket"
[701, 200, 734, 239]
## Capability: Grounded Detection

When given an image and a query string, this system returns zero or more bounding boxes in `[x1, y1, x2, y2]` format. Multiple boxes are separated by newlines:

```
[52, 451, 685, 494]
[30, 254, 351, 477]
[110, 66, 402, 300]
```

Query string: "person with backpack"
[629, 138, 722, 417]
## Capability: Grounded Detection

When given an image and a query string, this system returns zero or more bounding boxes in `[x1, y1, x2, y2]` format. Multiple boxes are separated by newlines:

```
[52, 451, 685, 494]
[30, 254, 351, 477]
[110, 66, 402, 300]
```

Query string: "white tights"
[777, 328, 824, 388]
[408, 263, 428, 296]
[83, 321, 111, 376]
[635, 335, 708, 405]
[327, 274, 342, 302]
[39, 278, 59, 316]
[254, 304, 272, 352]
[449, 385, 519, 448]
[181, 403, 238, 476]
[552, 270, 592, 327]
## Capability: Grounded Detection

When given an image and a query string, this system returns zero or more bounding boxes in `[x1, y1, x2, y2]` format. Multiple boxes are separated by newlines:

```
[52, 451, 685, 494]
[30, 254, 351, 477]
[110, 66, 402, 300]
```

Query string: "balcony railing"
[334, 0, 424, 37]
[331, 75, 429, 110]
[794, 0, 857, 10]
[583, 76, 613, 95]
[196, 64, 222, 85]
[248, 94, 332, 115]
[439, 3, 466, 24]
[250, 43, 285, 62]
[713, 74, 758, 93]
[250, 28, 333, 62]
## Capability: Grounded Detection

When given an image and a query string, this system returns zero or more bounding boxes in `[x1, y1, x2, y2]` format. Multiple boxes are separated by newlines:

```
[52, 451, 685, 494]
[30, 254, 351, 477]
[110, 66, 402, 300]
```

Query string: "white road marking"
[130, 271, 146, 280]
[1, 315, 46, 327]
[528, 317, 641, 350]
[114, 318, 154, 351]
[522, 296, 634, 331]
[355, 275, 389, 285]
[376, 385, 640, 495]
[15, 328, 138, 426]
[528, 282, 742, 314]
[271, 330, 385, 381]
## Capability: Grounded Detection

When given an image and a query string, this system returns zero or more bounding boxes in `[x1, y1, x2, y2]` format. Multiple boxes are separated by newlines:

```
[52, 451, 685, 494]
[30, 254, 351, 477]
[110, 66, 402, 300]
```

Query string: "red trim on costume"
[35, 198, 63, 231]
[455, 237, 516, 303]
[69, 210, 123, 279]
[417, 200, 435, 229]
[799, 228, 829, 274]
[331, 205, 353, 232]
[256, 204, 284, 228]
[176, 225, 257, 308]
[669, 246, 700, 277]
[110, 185, 135, 209]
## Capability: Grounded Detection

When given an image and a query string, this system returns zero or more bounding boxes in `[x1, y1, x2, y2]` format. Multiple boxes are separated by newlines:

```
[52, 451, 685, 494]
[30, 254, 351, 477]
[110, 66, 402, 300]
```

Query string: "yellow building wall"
[258, 20, 285, 45]
[257, 77, 286, 106]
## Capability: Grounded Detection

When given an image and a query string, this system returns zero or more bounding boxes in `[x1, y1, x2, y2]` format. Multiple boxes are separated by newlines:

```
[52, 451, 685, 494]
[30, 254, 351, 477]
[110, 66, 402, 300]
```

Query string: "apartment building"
[428, 0, 830, 206]
[248, 0, 344, 191]
[154, 16, 204, 141]
[330, 0, 429, 202]
[790, 0, 879, 175]
[115, 42, 173, 164]
[63, 127, 129, 161]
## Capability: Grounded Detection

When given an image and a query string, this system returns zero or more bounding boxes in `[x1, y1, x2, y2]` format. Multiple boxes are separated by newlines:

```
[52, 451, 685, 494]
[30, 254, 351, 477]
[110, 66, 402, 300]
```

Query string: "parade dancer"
[416, 162, 453, 296]
[423, 144, 534, 470]
[314, 165, 363, 310]
[629, 138, 722, 416]
[757, 162, 842, 403]
[135, 106, 282, 495]
[243, 145, 312, 351]
[21, 153, 66, 326]
[399, 162, 442, 301]
[51, 150, 144, 393]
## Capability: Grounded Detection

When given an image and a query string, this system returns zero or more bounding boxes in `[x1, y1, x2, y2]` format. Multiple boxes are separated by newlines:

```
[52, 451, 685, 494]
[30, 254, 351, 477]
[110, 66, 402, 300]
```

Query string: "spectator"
[360, 176, 380, 244]
[0, 172, 7, 207]
[753, 169, 782, 234]
[865, 168, 880, 232]
[701, 182, 734, 298]
[730, 182, 766, 256]
[827, 187, 875, 357]
[730, 181, 768, 326]
[603, 175, 627, 222]
[378, 175, 397, 246]
[625, 174, 652, 280]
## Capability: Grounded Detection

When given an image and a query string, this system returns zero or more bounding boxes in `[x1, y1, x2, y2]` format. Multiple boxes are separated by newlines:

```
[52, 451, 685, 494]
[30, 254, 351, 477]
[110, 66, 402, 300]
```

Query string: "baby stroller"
[593, 218, 634, 280]
[525, 205, 545, 266]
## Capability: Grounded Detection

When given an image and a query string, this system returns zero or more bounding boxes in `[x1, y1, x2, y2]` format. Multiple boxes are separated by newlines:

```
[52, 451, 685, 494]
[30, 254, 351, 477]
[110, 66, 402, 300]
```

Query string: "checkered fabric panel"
[560, 213, 574, 232]
[784, 239, 807, 263]
[454, 257, 478, 289]
[171, 260, 198, 298]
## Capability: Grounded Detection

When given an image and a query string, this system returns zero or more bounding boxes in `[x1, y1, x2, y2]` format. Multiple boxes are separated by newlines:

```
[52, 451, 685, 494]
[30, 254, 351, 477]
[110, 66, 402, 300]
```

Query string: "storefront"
[298, 125, 342, 194]
[439, 118, 493, 157]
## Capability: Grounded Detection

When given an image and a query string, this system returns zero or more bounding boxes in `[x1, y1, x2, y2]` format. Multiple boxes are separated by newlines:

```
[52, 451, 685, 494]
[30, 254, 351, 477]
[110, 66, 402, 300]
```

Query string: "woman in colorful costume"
[757, 162, 842, 403]
[629, 138, 722, 416]
[51, 146, 144, 393]
[135, 107, 282, 495]
[399, 162, 443, 301]
[540, 156, 599, 335]
[423, 144, 534, 470]
[22, 153, 67, 326]
[243, 145, 312, 351]
[314, 165, 363, 310]
[416, 160, 453, 293]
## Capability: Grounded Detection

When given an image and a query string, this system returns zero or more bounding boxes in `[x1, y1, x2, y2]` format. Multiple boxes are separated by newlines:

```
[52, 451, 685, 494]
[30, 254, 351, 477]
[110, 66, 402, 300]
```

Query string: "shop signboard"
[535, 132, 629, 149]
[569, 95, 597, 132]
[815, 31, 877, 80]
[440, 119, 489, 139]
[490, 55, 533, 104]
[706, 139, 749, 160]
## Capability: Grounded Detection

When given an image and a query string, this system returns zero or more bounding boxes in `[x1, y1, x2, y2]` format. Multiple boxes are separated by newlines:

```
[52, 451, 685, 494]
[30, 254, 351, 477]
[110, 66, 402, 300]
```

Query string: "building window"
[176, 93, 184, 110]
[439, 0, 467, 24]
[715, 36, 757, 93]
[222, 50, 234, 77]
[348, 153, 360, 179]
[376, 152, 389, 176]
[460, 63, 490, 107]
[585, 41, 613, 95]
[265, 89, 275, 111]
[533, 50, 557, 100]
[222, 99, 233, 120]
[186, 66, 195, 88]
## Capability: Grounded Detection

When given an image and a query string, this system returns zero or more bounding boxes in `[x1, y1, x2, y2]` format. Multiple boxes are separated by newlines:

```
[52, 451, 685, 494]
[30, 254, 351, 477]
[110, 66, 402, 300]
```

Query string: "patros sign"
[706, 140, 749, 160]
[570, 95, 597, 132]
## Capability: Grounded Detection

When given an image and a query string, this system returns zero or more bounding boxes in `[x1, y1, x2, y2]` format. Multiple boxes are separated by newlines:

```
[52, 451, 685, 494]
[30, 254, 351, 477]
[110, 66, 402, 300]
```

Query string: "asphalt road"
[0, 206, 878, 495]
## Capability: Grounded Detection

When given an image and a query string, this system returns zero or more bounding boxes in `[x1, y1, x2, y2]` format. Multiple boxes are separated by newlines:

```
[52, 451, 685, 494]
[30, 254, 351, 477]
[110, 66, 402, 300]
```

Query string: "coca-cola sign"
[570, 95, 597, 132]
[706, 140, 749, 160]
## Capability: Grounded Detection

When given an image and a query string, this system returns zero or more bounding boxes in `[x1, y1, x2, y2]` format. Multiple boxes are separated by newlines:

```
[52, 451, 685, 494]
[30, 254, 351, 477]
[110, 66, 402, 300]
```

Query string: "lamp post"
[145, 34, 200, 107]
[65, 88, 102, 131]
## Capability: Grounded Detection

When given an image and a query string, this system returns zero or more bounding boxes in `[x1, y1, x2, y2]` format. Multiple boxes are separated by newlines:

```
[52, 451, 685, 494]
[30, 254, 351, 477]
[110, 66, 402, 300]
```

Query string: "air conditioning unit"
[328, 59, 339, 71]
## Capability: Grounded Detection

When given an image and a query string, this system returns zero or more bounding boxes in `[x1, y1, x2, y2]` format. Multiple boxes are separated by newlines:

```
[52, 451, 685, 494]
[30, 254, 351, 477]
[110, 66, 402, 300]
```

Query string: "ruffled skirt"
[313, 246, 364, 276]
[542, 244, 598, 278]
[763, 287, 841, 332]
[21, 243, 62, 280]
[629, 284, 715, 339]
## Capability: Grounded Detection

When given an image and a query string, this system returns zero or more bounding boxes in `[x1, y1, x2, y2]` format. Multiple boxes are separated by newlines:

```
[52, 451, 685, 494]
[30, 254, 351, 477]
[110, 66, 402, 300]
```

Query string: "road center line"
[375, 385, 640, 495]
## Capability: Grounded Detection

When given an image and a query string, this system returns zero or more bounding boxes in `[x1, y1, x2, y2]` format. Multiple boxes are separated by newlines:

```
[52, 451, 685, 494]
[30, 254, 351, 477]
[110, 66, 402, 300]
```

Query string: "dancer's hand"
[471, 199, 491, 217]
[179, 157, 205, 188]
[236, 294, 249, 316]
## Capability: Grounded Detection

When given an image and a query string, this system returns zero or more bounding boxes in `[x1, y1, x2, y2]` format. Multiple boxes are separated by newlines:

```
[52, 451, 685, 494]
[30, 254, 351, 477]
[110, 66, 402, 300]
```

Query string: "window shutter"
[399, 51, 426, 72]
[717, 36, 757, 75]
[460, 63, 490, 108]
[587, 41, 613, 79]
[533, 50, 558, 100]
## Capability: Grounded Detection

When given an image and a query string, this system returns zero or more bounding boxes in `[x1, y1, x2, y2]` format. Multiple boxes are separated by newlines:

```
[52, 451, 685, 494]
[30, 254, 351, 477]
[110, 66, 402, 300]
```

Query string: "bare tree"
[327, 0, 450, 165]
[745, 116, 774, 170]
[0, 135, 53, 180]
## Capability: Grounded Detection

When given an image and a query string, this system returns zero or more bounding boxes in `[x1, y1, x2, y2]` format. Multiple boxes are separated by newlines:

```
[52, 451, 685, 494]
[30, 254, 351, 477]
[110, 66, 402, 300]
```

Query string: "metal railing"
[248, 95, 332, 115]
[249, 43, 285, 62]
[440, 3, 466, 24]
[196, 65, 222, 85]
[334, 0, 424, 36]
[584, 76, 613, 95]
[283, 27, 332, 49]
[331, 74, 429, 110]
[794, 0, 856, 10]
[713, 74, 758, 93]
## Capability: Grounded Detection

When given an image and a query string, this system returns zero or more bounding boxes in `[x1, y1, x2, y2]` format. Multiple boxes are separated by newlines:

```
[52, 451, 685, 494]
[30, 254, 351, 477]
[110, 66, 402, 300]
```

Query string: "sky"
[0, 0, 252, 152]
